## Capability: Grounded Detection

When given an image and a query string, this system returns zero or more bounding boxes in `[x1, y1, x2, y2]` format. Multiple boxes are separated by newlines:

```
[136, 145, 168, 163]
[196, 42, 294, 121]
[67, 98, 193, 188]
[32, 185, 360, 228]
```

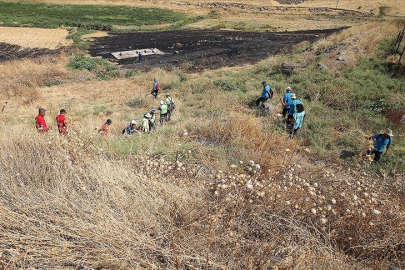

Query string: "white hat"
[160, 100, 165, 105]
[131, 120, 136, 125]
[384, 128, 393, 136]
[145, 113, 152, 119]
[286, 86, 292, 91]
[290, 93, 297, 99]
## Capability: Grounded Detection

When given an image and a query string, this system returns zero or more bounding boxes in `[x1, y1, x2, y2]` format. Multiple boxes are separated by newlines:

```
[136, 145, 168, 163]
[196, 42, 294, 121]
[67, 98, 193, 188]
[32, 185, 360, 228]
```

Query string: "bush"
[67, 56, 117, 73]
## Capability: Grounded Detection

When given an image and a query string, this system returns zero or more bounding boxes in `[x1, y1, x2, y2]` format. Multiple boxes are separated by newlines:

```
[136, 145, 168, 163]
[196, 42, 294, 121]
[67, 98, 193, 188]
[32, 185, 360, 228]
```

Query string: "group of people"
[35, 108, 68, 135]
[256, 80, 393, 163]
[256, 81, 306, 137]
[35, 77, 175, 137]
[34, 77, 393, 164]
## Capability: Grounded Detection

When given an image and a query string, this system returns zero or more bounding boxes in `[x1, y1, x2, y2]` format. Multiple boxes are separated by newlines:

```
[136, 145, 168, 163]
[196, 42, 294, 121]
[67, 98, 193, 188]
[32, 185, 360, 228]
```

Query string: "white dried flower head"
[246, 182, 253, 189]
[353, 195, 358, 201]
[290, 168, 295, 172]
[331, 199, 337, 204]
[372, 209, 381, 215]
[255, 164, 261, 170]
[239, 160, 243, 164]
[214, 191, 218, 196]
[311, 208, 317, 214]
[286, 201, 291, 205]
[285, 148, 290, 152]
[320, 218, 327, 224]
[362, 212, 367, 218]
[249, 160, 255, 166]
[326, 205, 332, 211]
[369, 221, 374, 226]
[230, 164, 237, 168]
[346, 209, 351, 214]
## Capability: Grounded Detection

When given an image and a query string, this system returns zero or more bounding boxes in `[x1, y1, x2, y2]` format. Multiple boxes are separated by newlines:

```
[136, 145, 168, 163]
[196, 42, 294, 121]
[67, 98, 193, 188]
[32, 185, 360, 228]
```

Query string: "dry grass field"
[0, 0, 405, 269]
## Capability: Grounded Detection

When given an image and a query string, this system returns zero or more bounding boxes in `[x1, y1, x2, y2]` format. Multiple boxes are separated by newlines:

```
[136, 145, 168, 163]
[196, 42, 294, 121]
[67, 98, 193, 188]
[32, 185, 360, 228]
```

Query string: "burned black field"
[89, 28, 346, 72]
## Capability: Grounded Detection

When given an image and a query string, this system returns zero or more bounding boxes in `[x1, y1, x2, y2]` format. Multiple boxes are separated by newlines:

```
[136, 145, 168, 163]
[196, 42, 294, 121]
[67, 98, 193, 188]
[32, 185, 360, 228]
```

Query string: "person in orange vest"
[56, 109, 68, 135]
[98, 119, 112, 137]
[35, 107, 50, 133]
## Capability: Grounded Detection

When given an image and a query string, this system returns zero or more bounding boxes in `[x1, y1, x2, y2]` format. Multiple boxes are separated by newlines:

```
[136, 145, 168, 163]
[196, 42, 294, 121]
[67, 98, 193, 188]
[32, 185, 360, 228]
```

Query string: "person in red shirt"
[56, 109, 68, 135]
[98, 119, 112, 137]
[35, 107, 49, 133]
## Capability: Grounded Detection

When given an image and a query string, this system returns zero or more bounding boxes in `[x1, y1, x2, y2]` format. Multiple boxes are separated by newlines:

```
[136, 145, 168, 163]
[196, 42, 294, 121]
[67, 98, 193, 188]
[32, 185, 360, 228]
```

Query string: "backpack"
[156, 82, 161, 91]
[269, 87, 273, 99]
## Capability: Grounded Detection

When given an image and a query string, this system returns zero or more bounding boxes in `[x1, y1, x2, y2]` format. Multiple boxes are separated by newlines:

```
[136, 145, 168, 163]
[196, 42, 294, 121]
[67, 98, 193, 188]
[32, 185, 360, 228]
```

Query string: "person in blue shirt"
[280, 86, 293, 117]
[290, 103, 306, 137]
[282, 93, 303, 133]
[367, 129, 393, 162]
[256, 81, 273, 106]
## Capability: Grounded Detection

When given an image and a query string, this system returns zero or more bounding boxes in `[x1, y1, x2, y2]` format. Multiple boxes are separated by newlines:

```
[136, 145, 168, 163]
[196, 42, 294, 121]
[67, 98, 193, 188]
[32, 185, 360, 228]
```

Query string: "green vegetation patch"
[67, 55, 117, 73]
[0, 1, 187, 30]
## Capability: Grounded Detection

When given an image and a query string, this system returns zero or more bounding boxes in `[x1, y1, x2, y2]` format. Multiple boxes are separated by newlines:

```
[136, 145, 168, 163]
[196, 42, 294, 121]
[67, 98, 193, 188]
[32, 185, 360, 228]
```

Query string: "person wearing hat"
[158, 100, 168, 125]
[280, 86, 293, 118]
[290, 103, 306, 137]
[149, 107, 157, 131]
[165, 93, 175, 120]
[35, 107, 50, 133]
[56, 109, 68, 135]
[367, 129, 393, 162]
[283, 93, 303, 133]
[99, 119, 112, 137]
[256, 81, 273, 106]
[141, 113, 151, 133]
[122, 119, 137, 135]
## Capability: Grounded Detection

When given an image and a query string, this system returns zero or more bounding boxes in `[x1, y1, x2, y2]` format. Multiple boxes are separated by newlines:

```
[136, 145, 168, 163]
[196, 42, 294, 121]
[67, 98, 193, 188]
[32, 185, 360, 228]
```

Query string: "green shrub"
[67, 56, 117, 73]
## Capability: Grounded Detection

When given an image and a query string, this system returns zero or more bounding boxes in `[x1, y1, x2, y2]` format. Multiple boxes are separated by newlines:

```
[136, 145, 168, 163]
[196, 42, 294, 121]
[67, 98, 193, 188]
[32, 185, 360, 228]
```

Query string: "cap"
[160, 100, 165, 105]
[286, 86, 292, 91]
[60, 109, 66, 114]
[131, 120, 136, 125]
[145, 113, 152, 119]
[39, 107, 46, 113]
[290, 94, 297, 99]
[166, 93, 170, 96]
[150, 107, 157, 111]
[384, 128, 393, 136]
[261, 81, 266, 84]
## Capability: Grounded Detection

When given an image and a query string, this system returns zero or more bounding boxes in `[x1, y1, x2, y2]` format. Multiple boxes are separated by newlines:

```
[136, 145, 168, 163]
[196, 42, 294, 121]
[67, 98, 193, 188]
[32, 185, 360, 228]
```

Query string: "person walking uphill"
[256, 81, 273, 106]
[35, 107, 50, 133]
[152, 78, 161, 99]
[367, 128, 393, 163]
[56, 109, 68, 135]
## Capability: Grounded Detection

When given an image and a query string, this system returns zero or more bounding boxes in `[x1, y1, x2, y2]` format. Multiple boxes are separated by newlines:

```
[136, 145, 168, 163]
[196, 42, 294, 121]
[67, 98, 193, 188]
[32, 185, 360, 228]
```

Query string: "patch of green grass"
[67, 56, 117, 73]
[0, 1, 187, 30]
[126, 98, 150, 108]
[93, 105, 108, 115]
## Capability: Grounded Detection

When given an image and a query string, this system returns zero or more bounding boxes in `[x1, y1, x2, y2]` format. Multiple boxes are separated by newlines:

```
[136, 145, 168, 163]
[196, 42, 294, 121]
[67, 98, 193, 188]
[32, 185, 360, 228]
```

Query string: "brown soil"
[89, 28, 348, 72]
